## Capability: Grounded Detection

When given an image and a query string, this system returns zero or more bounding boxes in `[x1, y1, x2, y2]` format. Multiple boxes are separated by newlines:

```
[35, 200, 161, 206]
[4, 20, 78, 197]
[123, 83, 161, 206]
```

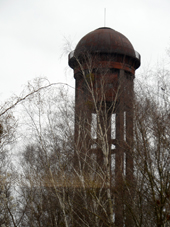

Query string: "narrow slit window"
[124, 152, 126, 176]
[91, 113, 97, 139]
[124, 111, 126, 141]
[91, 144, 97, 149]
[111, 113, 116, 139]
[111, 154, 115, 183]
[111, 144, 115, 150]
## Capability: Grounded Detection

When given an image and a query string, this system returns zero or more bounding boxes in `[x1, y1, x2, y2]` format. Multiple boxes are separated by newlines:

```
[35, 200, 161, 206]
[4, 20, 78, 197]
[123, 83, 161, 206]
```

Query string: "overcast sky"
[0, 0, 170, 99]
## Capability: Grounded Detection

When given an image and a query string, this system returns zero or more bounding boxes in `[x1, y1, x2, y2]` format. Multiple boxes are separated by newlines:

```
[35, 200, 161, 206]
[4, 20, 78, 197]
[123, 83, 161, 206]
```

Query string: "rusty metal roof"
[74, 27, 136, 58]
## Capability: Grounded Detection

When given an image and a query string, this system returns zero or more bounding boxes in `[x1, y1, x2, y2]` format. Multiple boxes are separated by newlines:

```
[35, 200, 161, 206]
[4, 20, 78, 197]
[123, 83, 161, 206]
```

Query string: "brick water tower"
[69, 27, 140, 226]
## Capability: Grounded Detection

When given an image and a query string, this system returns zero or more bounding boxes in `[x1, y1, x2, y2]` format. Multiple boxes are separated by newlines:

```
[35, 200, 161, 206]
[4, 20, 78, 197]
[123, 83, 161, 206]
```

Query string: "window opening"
[124, 111, 126, 141]
[111, 144, 115, 150]
[111, 113, 116, 139]
[123, 152, 126, 176]
[91, 144, 97, 149]
[111, 154, 115, 184]
[91, 113, 97, 139]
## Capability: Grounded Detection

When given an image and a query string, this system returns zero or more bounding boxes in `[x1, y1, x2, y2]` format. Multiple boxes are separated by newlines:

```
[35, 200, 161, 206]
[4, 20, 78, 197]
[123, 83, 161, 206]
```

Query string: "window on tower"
[124, 111, 126, 141]
[111, 113, 116, 139]
[91, 113, 97, 149]
[91, 113, 97, 139]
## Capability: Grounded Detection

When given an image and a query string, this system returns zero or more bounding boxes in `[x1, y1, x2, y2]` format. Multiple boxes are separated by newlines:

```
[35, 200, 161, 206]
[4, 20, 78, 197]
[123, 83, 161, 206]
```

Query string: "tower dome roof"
[69, 27, 141, 70]
[74, 27, 136, 58]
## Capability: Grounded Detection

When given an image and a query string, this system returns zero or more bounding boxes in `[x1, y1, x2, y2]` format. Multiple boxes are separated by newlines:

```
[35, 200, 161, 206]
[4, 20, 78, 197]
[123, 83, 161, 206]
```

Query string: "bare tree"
[13, 54, 170, 227]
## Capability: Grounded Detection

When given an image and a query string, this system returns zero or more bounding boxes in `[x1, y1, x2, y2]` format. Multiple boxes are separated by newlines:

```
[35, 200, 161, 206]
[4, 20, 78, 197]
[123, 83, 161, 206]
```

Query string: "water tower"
[69, 27, 140, 226]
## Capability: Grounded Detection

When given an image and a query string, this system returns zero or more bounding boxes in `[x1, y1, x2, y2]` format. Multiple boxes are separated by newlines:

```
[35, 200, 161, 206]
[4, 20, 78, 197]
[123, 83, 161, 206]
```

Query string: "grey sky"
[0, 0, 170, 99]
